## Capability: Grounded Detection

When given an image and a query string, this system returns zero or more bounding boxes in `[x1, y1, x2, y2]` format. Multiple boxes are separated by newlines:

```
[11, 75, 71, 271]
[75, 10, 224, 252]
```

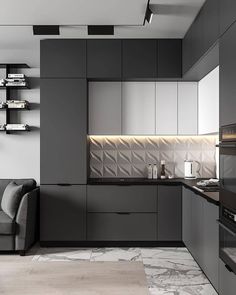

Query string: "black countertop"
[88, 178, 219, 206]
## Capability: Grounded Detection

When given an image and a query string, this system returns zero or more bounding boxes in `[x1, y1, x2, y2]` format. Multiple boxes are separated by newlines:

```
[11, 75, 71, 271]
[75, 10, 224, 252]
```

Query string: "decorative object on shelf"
[0, 63, 31, 134]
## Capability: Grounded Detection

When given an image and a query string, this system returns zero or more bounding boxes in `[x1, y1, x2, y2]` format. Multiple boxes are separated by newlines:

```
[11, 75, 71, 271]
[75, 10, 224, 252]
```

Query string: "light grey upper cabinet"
[156, 82, 178, 135]
[89, 82, 122, 135]
[122, 82, 156, 135]
[178, 82, 198, 135]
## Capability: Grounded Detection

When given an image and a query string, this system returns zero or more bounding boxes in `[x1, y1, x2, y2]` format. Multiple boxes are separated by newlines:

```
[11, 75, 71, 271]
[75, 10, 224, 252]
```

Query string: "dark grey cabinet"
[183, 0, 219, 75]
[40, 79, 87, 184]
[157, 185, 182, 241]
[157, 39, 182, 78]
[220, 21, 236, 126]
[202, 199, 219, 291]
[87, 213, 157, 241]
[182, 187, 219, 291]
[202, 0, 219, 52]
[182, 187, 192, 250]
[219, 0, 236, 36]
[40, 40, 86, 78]
[87, 40, 122, 78]
[122, 40, 157, 78]
[191, 192, 204, 267]
[40, 185, 86, 241]
[87, 185, 157, 213]
[219, 258, 236, 295]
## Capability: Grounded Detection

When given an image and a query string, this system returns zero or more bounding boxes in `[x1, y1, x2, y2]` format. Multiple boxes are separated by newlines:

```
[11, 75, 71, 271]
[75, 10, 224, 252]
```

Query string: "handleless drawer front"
[87, 185, 157, 213]
[87, 213, 157, 241]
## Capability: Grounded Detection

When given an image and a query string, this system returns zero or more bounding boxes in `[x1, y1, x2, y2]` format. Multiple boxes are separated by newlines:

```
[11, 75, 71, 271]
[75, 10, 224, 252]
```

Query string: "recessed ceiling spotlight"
[144, 1, 153, 24]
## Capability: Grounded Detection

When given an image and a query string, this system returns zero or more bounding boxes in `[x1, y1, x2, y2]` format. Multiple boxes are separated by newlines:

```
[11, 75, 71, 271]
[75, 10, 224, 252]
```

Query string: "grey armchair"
[0, 179, 38, 256]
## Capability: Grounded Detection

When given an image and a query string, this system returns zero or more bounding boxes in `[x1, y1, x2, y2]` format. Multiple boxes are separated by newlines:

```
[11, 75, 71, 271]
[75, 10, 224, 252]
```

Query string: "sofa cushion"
[0, 179, 36, 208]
[1, 182, 24, 219]
[0, 211, 15, 234]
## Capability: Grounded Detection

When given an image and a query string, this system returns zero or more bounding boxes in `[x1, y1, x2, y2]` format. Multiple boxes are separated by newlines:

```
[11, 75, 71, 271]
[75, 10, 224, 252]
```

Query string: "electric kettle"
[184, 160, 200, 179]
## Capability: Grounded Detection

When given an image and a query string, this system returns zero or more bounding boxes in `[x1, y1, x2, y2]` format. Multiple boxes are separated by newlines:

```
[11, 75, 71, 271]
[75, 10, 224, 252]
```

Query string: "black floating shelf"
[0, 86, 29, 89]
[0, 108, 29, 111]
[0, 129, 30, 132]
[0, 63, 30, 69]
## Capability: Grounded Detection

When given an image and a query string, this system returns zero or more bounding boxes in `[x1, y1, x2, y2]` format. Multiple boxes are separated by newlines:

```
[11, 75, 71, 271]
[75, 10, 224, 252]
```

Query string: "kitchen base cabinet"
[157, 185, 182, 241]
[202, 199, 219, 291]
[40, 185, 86, 242]
[87, 213, 157, 241]
[182, 187, 219, 291]
[219, 258, 236, 295]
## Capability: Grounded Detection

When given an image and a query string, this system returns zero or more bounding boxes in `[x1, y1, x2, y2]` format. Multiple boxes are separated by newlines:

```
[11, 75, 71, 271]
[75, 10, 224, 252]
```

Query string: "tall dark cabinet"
[40, 40, 86, 78]
[220, 21, 236, 126]
[40, 79, 87, 184]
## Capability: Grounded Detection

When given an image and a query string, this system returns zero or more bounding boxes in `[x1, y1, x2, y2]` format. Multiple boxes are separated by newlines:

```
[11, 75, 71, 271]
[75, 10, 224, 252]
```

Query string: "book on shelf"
[5, 124, 29, 131]
[0, 102, 7, 109]
[8, 74, 25, 79]
[0, 124, 6, 130]
[7, 100, 29, 109]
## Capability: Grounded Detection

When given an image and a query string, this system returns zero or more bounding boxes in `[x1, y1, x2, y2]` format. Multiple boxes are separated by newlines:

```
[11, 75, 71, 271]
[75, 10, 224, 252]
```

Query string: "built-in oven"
[218, 124, 236, 274]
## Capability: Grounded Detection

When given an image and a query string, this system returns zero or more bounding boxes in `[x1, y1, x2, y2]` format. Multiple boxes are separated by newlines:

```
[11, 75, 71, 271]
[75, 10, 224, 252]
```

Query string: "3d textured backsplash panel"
[89, 136, 217, 178]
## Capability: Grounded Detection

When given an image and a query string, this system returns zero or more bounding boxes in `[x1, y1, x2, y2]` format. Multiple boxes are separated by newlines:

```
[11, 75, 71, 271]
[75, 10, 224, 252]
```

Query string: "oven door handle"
[217, 220, 236, 236]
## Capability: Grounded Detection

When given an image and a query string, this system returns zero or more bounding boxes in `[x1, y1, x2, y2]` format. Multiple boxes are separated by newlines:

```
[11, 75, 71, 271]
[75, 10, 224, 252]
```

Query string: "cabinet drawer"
[87, 185, 157, 213]
[87, 213, 157, 241]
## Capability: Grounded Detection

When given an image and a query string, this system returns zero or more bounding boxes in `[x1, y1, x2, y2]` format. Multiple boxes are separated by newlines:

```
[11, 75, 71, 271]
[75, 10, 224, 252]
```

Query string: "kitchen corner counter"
[88, 178, 219, 206]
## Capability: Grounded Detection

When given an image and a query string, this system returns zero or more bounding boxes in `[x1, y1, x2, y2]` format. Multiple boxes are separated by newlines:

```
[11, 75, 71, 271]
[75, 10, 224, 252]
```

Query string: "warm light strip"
[89, 135, 218, 139]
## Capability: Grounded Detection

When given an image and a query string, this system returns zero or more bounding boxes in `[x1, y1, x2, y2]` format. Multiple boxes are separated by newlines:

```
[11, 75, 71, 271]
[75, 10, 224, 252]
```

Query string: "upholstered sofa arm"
[15, 187, 39, 251]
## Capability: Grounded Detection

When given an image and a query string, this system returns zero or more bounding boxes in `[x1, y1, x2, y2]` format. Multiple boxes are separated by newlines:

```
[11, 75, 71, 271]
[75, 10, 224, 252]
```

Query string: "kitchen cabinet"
[40, 79, 87, 184]
[87, 40, 122, 78]
[122, 82, 156, 135]
[178, 82, 198, 135]
[198, 66, 219, 134]
[203, 199, 219, 291]
[88, 82, 122, 135]
[219, 0, 236, 36]
[40, 40, 86, 78]
[220, 21, 236, 126]
[191, 192, 204, 267]
[156, 82, 178, 135]
[182, 187, 219, 291]
[202, 0, 219, 53]
[182, 187, 193, 251]
[87, 185, 157, 213]
[40, 185, 86, 241]
[219, 258, 236, 295]
[87, 213, 157, 241]
[157, 185, 182, 241]
[122, 40, 157, 78]
[157, 39, 182, 78]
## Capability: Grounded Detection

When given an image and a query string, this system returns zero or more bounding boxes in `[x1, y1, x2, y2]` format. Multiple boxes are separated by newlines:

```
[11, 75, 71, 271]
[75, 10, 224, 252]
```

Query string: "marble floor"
[32, 247, 218, 295]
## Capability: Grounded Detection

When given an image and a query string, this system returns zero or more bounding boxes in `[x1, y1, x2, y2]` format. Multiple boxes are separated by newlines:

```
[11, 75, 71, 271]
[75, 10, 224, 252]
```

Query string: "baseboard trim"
[40, 241, 184, 247]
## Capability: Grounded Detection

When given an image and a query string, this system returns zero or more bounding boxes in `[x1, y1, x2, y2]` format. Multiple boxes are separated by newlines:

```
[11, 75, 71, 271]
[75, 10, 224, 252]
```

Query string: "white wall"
[0, 41, 40, 183]
[198, 66, 219, 134]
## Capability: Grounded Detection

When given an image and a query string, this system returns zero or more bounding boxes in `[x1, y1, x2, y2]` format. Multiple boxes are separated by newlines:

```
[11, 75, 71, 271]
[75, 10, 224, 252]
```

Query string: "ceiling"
[0, 0, 206, 67]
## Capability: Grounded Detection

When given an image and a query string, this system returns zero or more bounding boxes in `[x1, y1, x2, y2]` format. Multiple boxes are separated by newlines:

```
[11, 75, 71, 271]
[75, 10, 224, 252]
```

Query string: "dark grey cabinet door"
[40, 40, 86, 78]
[219, 0, 236, 35]
[157, 39, 182, 78]
[87, 40, 122, 78]
[157, 185, 182, 241]
[220, 21, 236, 126]
[182, 187, 192, 250]
[122, 40, 157, 78]
[219, 258, 236, 295]
[40, 185, 86, 241]
[202, 0, 219, 53]
[41, 79, 87, 184]
[191, 192, 204, 267]
[87, 185, 157, 213]
[203, 199, 219, 291]
[87, 213, 157, 241]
